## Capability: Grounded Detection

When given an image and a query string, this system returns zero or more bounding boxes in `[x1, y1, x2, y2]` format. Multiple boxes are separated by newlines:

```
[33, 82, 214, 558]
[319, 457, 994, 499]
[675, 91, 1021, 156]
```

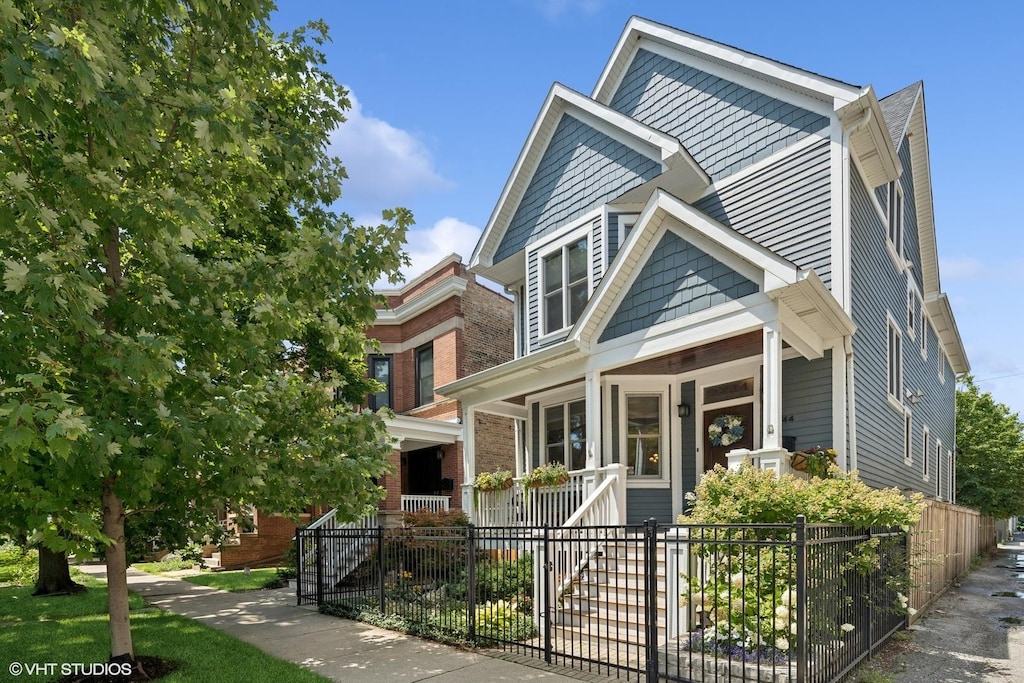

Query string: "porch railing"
[468, 463, 626, 527]
[400, 495, 450, 514]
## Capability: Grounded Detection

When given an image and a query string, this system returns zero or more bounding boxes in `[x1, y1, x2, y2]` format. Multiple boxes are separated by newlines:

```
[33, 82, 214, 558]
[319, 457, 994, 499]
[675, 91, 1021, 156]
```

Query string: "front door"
[406, 447, 443, 495]
[703, 403, 754, 471]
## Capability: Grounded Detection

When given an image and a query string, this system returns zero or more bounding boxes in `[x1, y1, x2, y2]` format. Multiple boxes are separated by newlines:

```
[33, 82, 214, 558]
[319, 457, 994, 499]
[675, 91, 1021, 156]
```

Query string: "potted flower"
[520, 462, 570, 489]
[790, 446, 837, 478]
[473, 470, 514, 492]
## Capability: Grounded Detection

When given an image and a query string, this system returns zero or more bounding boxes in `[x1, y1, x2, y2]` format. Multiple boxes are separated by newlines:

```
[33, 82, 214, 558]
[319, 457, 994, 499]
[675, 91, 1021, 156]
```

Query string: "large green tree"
[955, 375, 1024, 518]
[0, 0, 408, 664]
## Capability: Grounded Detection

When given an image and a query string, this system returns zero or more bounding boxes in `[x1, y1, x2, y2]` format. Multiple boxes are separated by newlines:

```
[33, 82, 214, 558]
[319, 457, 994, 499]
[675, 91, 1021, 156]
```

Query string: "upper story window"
[368, 355, 392, 410]
[886, 180, 904, 260]
[903, 409, 913, 466]
[906, 286, 920, 340]
[922, 426, 930, 480]
[543, 399, 587, 470]
[543, 236, 589, 335]
[920, 318, 929, 360]
[415, 343, 434, 407]
[887, 317, 903, 403]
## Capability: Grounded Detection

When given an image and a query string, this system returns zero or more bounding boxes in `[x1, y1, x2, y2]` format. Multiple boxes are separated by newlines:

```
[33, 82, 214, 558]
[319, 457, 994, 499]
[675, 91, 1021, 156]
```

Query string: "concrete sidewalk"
[884, 532, 1024, 682]
[78, 565, 605, 682]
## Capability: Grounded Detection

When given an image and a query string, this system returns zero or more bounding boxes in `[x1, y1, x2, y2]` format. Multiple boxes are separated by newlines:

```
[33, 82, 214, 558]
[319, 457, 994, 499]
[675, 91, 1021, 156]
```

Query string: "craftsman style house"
[440, 17, 968, 525]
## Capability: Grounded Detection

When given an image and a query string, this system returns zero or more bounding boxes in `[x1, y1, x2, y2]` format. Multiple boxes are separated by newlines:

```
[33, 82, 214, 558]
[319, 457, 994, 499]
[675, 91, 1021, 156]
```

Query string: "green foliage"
[0, 543, 37, 586]
[475, 554, 533, 607]
[0, 0, 410, 655]
[955, 376, 1024, 518]
[183, 568, 279, 592]
[791, 446, 838, 479]
[472, 470, 513, 492]
[402, 508, 469, 527]
[520, 462, 570, 488]
[679, 466, 923, 655]
[131, 558, 201, 574]
[473, 600, 537, 643]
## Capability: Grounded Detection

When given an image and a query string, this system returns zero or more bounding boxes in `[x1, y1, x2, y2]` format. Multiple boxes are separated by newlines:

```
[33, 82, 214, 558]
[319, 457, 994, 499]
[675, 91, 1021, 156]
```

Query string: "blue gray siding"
[626, 489, 673, 524]
[781, 352, 833, 453]
[694, 137, 833, 286]
[610, 48, 829, 181]
[850, 163, 954, 494]
[599, 231, 757, 342]
[680, 380, 697, 501]
[494, 114, 660, 262]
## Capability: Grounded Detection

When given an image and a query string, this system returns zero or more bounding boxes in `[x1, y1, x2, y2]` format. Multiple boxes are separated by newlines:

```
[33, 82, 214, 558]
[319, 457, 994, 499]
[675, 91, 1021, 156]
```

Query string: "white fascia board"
[840, 88, 901, 187]
[907, 94, 941, 297]
[437, 339, 580, 400]
[375, 276, 468, 325]
[593, 18, 860, 112]
[386, 415, 463, 446]
[924, 293, 970, 374]
[795, 270, 857, 337]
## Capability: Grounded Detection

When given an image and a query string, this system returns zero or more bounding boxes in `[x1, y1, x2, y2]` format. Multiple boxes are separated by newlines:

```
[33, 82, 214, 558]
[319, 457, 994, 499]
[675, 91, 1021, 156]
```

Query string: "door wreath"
[708, 414, 744, 447]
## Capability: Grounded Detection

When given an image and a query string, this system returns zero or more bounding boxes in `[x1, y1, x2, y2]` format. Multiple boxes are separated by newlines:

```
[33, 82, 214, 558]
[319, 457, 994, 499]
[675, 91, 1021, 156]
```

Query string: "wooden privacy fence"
[908, 500, 998, 623]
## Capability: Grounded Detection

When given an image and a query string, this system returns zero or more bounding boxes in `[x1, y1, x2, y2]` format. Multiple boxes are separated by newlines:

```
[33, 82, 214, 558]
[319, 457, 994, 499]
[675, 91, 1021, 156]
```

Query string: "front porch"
[442, 271, 856, 527]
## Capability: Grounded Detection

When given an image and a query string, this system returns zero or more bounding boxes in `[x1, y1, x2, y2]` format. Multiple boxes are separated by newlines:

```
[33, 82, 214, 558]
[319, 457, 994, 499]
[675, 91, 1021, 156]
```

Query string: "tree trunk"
[33, 545, 85, 596]
[103, 480, 134, 659]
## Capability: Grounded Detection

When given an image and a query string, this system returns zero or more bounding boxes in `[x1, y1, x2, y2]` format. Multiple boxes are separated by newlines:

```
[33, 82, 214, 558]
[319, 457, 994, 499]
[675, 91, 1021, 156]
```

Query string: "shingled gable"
[574, 188, 799, 349]
[469, 83, 708, 283]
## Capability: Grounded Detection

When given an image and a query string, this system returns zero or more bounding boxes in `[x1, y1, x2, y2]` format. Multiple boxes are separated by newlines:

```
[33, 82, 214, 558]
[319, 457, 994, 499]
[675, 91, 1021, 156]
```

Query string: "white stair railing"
[302, 508, 378, 591]
[400, 495, 450, 514]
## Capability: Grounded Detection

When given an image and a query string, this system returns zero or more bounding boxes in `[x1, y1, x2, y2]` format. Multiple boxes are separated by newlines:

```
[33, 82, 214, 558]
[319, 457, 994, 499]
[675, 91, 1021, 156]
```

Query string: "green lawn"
[0, 572, 328, 682]
[181, 568, 283, 592]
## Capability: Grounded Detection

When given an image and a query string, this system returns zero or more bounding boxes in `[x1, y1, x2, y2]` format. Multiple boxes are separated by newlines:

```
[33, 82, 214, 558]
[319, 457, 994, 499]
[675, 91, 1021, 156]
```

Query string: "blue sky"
[271, 1, 1024, 418]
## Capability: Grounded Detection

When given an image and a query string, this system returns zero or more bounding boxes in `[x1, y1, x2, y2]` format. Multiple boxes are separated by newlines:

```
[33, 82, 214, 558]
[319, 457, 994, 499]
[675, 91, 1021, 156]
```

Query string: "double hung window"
[543, 237, 589, 335]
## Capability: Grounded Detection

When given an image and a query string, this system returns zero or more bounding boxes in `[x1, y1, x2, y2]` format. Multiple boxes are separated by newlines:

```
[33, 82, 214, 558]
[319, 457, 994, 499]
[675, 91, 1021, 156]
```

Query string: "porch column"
[585, 370, 601, 469]
[763, 320, 783, 450]
[461, 406, 476, 513]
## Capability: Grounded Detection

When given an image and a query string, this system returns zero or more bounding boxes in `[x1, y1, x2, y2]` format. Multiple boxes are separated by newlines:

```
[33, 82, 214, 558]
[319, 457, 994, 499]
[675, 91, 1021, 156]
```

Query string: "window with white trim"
[920, 318, 928, 359]
[887, 181, 904, 258]
[625, 393, 662, 478]
[541, 236, 589, 335]
[938, 349, 946, 384]
[543, 399, 587, 470]
[903, 409, 913, 466]
[887, 318, 903, 402]
[906, 286, 918, 341]
[922, 426, 930, 480]
[935, 439, 942, 498]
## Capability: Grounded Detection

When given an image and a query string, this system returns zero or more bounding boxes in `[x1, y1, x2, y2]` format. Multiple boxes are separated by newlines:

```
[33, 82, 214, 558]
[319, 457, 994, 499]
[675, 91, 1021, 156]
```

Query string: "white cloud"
[330, 91, 453, 208]
[373, 217, 483, 287]
[534, 0, 603, 21]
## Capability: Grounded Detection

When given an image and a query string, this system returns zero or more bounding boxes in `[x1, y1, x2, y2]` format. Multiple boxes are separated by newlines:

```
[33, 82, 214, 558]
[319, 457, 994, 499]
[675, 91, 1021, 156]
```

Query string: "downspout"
[841, 107, 872, 473]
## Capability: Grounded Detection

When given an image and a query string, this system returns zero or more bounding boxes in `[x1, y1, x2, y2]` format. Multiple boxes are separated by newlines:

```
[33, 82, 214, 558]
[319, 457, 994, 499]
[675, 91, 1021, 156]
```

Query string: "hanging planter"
[790, 447, 837, 478]
[520, 462, 570, 489]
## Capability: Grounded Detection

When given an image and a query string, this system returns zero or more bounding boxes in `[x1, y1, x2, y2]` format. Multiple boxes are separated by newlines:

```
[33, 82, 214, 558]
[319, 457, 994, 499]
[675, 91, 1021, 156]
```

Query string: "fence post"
[543, 525, 552, 665]
[644, 518, 660, 683]
[377, 525, 386, 612]
[296, 530, 304, 605]
[467, 523, 477, 643]
[315, 527, 324, 607]
[795, 514, 807, 683]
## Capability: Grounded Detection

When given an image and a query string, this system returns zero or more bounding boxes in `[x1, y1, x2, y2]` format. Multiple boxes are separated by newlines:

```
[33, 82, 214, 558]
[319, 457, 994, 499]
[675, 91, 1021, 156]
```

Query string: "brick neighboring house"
[208, 255, 516, 567]
[369, 254, 516, 526]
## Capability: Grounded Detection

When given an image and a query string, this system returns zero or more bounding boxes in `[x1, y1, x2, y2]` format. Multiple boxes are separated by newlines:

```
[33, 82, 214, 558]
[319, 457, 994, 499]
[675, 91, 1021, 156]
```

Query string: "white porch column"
[513, 417, 524, 478]
[461, 406, 476, 513]
[763, 319, 783, 451]
[585, 370, 601, 469]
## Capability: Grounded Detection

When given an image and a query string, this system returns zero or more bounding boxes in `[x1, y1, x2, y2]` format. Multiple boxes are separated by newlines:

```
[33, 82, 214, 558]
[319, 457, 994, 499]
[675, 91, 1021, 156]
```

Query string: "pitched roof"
[879, 81, 922, 148]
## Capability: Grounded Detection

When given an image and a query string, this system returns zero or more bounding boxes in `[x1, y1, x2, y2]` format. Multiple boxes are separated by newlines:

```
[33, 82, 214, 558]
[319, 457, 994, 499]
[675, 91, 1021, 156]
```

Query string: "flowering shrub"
[708, 414, 744, 446]
[520, 462, 570, 488]
[679, 465, 923, 657]
[472, 470, 513, 492]
[474, 599, 537, 643]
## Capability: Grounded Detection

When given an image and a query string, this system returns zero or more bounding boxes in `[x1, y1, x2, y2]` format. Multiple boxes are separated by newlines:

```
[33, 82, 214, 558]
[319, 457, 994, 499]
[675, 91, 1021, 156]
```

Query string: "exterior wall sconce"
[677, 401, 691, 418]
[905, 389, 924, 405]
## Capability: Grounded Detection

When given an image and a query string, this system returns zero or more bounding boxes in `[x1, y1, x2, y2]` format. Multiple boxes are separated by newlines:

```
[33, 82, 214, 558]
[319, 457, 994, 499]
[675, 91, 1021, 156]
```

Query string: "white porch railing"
[468, 463, 626, 528]
[400, 495, 450, 514]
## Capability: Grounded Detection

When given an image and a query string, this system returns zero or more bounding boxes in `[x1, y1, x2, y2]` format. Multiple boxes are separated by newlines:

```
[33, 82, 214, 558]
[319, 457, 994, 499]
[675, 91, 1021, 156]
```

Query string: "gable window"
[368, 355, 392, 410]
[887, 180, 904, 260]
[887, 318, 903, 404]
[903, 409, 913, 466]
[543, 399, 587, 470]
[415, 343, 434, 407]
[626, 394, 662, 478]
[542, 236, 589, 334]
[922, 426, 930, 480]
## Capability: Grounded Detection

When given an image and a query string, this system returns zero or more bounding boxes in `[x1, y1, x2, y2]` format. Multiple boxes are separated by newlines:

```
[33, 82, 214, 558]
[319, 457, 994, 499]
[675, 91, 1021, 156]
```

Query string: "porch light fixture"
[905, 388, 924, 405]
[677, 401, 691, 418]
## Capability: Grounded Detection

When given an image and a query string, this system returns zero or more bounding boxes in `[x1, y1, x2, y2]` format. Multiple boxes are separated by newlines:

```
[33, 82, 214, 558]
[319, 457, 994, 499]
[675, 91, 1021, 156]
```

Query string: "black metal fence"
[296, 517, 909, 682]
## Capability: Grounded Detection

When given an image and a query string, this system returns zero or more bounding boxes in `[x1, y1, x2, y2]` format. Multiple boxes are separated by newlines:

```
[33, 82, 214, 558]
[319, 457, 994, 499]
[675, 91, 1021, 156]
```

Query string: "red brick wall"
[218, 512, 305, 569]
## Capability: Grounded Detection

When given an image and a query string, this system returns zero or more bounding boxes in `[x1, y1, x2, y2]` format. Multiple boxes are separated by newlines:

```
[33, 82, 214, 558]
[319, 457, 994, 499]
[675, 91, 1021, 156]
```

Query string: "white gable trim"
[575, 189, 798, 349]
[593, 17, 861, 113]
[470, 83, 706, 275]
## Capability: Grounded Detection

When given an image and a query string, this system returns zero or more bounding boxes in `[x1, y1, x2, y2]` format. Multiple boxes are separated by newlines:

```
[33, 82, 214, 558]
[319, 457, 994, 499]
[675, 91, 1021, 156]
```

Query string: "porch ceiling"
[771, 271, 857, 358]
